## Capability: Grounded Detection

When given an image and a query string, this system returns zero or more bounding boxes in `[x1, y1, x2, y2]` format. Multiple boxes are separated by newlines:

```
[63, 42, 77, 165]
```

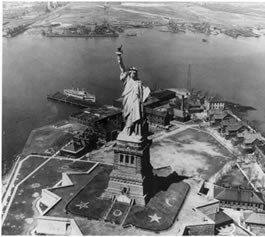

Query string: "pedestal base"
[102, 134, 152, 206]
[101, 170, 146, 206]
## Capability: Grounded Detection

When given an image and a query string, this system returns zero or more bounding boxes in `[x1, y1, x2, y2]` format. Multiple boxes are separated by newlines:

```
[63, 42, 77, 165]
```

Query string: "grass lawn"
[22, 125, 73, 156]
[106, 202, 130, 225]
[46, 163, 103, 218]
[150, 128, 233, 180]
[66, 165, 113, 220]
[14, 155, 48, 186]
[2, 159, 95, 235]
[67, 160, 96, 172]
[46, 173, 95, 218]
[124, 182, 190, 231]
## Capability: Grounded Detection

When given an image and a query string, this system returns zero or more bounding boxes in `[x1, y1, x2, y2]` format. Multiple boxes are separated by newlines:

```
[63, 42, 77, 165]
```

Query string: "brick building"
[60, 128, 98, 157]
[208, 111, 231, 127]
[219, 121, 246, 139]
[170, 95, 191, 122]
[188, 99, 203, 114]
[204, 95, 226, 111]
[238, 131, 258, 154]
[183, 224, 215, 236]
[69, 105, 123, 142]
[150, 89, 176, 103]
[145, 106, 173, 126]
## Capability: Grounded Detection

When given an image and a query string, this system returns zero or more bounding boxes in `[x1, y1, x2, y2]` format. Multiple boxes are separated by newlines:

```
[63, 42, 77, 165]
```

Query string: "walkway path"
[2, 155, 53, 224]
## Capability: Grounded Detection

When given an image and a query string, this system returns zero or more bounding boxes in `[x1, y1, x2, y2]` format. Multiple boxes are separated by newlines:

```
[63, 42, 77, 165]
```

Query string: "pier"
[45, 32, 119, 38]
[47, 91, 100, 108]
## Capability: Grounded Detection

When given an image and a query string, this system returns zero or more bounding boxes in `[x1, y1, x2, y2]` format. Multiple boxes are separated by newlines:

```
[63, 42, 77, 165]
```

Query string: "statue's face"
[130, 70, 138, 80]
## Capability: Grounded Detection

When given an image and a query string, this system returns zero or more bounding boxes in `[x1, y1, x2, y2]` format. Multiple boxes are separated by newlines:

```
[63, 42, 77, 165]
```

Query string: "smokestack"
[181, 95, 185, 112]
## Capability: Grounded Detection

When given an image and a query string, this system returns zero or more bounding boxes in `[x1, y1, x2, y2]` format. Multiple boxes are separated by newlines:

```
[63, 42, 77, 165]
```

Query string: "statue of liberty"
[116, 46, 150, 139]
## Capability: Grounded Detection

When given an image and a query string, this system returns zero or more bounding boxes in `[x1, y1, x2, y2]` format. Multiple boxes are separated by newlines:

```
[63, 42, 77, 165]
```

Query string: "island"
[2, 84, 265, 235]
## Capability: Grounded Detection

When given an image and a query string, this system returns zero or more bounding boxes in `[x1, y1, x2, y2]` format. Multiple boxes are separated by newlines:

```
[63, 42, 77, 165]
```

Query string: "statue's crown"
[128, 66, 138, 72]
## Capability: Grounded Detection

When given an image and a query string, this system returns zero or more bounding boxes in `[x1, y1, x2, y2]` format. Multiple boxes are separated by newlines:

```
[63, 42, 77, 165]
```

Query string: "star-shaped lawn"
[148, 213, 162, 223]
[75, 201, 89, 209]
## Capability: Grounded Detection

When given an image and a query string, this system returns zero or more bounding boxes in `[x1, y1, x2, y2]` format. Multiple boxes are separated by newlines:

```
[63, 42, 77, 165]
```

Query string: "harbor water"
[3, 29, 265, 176]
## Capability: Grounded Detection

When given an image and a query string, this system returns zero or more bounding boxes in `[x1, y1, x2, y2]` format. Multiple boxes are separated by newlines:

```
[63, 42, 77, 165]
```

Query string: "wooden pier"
[47, 91, 99, 108]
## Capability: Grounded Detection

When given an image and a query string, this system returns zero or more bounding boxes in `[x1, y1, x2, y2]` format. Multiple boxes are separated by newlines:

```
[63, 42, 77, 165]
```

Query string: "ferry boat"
[63, 88, 96, 102]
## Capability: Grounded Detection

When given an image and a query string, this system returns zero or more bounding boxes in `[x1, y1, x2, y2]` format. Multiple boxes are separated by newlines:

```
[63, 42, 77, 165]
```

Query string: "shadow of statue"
[143, 168, 189, 204]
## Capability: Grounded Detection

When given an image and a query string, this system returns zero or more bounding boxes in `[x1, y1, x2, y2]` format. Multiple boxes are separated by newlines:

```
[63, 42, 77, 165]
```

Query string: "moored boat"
[63, 88, 96, 102]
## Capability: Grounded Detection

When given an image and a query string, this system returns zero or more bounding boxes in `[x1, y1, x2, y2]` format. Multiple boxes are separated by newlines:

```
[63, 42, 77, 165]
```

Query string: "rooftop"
[154, 103, 171, 112]
[150, 89, 176, 101]
[61, 141, 85, 154]
[213, 112, 229, 120]
[214, 185, 265, 204]
[206, 95, 223, 103]
[167, 88, 190, 98]
[144, 96, 160, 107]
[188, 99, 202, 107]
[71, 105, 122, 124]
[226, 123, 244, 132]
[245, 212, 265, 225]
[237, 130, 257, 144]
[83, 105, 122, 120]
[208, 211, 233, 226]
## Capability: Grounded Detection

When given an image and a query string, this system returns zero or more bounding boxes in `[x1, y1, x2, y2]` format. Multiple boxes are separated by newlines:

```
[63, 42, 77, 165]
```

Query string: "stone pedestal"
[102, 133, 153, 206]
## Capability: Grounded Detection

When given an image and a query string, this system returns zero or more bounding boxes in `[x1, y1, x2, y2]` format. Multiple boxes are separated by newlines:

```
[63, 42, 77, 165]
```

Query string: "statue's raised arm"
[116, 45, 126, 74]
[115, 45, 150, 140]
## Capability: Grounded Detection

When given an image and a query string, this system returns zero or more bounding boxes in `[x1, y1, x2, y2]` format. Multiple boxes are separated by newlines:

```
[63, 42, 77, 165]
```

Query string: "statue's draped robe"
[120, 72, 143, 133]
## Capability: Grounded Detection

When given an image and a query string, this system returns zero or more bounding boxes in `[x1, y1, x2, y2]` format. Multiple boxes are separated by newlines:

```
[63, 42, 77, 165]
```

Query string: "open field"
[22, 122, 87, 156]
[150, 128, 233, 180]
[2, 158, 96, 235]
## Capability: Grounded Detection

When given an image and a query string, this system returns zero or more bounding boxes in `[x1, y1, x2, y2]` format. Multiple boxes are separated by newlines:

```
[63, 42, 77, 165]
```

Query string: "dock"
[45, 32, 119, 38]
[47, 91, 100, 108]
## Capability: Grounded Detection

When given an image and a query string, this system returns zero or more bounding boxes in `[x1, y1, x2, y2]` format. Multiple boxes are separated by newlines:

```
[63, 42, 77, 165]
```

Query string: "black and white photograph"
[2, 1, 265, 235]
